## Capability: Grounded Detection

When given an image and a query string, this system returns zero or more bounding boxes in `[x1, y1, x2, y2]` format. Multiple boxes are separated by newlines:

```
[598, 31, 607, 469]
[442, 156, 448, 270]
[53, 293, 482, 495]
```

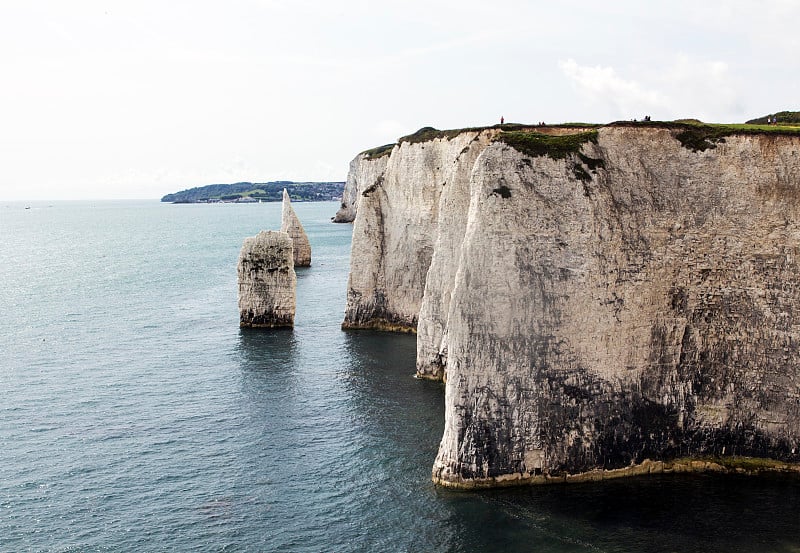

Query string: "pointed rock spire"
[280, 188, 312, 267]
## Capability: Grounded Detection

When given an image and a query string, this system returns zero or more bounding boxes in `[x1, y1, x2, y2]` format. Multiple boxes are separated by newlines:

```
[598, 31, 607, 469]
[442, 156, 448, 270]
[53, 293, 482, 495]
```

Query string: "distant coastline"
[161, 181, 345, 204]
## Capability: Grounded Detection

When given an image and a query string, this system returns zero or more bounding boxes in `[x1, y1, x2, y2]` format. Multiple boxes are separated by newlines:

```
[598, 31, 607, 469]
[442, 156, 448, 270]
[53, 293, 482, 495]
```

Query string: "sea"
[1, 200, 799, 552]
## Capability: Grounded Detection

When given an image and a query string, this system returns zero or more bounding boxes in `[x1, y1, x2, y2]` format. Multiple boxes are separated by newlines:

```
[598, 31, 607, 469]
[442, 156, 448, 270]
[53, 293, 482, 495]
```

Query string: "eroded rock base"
[433, 457, 800, 489]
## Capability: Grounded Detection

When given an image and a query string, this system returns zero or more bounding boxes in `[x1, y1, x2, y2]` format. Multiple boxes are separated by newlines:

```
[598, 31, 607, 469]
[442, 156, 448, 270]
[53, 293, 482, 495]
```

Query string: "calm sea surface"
[1, 200, 799, 552]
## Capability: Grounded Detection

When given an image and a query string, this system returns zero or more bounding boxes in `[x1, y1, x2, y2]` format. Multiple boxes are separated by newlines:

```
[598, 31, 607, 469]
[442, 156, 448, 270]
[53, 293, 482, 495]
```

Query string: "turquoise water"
[1, 200, 799, 552]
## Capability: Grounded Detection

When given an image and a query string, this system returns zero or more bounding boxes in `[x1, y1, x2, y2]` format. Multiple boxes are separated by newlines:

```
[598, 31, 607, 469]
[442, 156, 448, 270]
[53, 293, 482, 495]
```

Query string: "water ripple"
[1, 201, 799, 552]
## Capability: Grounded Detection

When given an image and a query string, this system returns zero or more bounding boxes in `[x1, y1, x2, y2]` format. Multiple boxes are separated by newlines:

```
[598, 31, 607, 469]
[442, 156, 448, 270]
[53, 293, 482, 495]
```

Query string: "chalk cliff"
[415, 130, 496, 379]
[238, 230, 296, 328]
[346, 122, 800, 487]
[333, 151, 391, 223]
[342, 129, 486, 332]
[281, 189, 312, 267]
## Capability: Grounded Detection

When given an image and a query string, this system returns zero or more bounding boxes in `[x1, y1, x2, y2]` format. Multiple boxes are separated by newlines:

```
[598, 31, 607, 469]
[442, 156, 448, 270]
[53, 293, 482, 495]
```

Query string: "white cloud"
[559, 56, 744, 122]
[559, 59, 669, 119]
[374, 120, 408, 141]
[656, 55, 743, 121]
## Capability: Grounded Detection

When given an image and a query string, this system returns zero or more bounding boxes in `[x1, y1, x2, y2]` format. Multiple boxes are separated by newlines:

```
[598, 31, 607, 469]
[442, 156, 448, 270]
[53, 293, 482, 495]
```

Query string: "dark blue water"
[1, 200, 799, 552]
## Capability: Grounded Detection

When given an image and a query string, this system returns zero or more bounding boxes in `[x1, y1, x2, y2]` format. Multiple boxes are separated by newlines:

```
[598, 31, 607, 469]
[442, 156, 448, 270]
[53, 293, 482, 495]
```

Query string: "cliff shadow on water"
[341, 330, 444, 456]
[438, 472, 800, 553]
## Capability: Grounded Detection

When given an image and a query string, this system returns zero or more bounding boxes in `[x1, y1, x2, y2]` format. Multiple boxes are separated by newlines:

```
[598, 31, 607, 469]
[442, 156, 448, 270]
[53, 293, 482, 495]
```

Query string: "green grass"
[613, 120, 800, 134]
[674, 455, 796, 471]
[746, 110, 800, 125]
[361, 143, 395, 159]
[398, 127, 474, 144]
[493, 130, 599, 160]
[674, 126, 732, 152]
[396, 123, 597, 145]
[558, 122, 603, 128]
[674, 122, 800, 151]
[608, 120, 800, 152]
[383, 120, 800, 158]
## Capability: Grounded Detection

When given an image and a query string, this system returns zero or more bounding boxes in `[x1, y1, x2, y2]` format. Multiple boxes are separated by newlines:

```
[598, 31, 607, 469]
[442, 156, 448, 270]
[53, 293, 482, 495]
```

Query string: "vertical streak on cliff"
[416, 131, 494, 379]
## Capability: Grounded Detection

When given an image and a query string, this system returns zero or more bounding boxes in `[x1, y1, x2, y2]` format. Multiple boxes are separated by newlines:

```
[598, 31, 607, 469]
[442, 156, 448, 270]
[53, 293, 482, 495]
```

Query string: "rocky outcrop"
[346, 122, 800, 487]
[333, 151, 391, 223]
[281, 189, 311, 267]
[238, 230, 296, 328]
[342, 130, 487, 332]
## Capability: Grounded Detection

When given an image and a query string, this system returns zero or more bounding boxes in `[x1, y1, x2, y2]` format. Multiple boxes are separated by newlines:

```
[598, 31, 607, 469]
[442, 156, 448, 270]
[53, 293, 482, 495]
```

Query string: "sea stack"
[281, 188, 312, 267]
[237, 230, 296, 328]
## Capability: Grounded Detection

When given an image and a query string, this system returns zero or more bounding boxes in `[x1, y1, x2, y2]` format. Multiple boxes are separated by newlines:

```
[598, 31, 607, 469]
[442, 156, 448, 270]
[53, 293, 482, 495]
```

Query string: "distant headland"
[161, 181, 344, 203]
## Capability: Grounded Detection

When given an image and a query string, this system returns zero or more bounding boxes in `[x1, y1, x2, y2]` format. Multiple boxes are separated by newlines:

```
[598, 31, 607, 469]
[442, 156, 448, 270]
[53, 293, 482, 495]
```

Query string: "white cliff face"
[342, 131, 483, 331]
[432, 126, 800, 487]
[344, 122, 800, 487]
[281, 189, 312, 267]
[415, 131, 496, 379]
[333, 152, 390, 223]
[238, 230, 296, 328]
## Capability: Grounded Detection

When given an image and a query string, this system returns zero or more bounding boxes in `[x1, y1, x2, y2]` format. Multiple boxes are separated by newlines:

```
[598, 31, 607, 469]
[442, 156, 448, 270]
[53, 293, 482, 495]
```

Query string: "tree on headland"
[745, 110, 800, 125]
[160, 181, 345, 203]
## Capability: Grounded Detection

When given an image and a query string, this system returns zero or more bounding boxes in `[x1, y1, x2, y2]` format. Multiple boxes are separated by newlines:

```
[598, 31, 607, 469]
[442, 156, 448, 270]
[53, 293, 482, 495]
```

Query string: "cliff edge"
[345, 121, 800, 487]
[333, 147, 392, 223]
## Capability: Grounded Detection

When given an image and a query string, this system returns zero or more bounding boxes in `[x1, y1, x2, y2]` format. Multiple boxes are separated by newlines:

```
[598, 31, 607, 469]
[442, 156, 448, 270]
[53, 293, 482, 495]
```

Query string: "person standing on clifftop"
[500, 116, 504, 124]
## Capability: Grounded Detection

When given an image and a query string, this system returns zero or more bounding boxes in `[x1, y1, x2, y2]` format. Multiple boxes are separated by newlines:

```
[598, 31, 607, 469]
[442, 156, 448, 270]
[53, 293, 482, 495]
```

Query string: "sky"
[1, 0, 798, 200]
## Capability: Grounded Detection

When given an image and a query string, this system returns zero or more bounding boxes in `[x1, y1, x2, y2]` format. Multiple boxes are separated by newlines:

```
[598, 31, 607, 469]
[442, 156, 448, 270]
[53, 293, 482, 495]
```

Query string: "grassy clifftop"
[374, 115, 800, 162]
[746, 110, 800, 125]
